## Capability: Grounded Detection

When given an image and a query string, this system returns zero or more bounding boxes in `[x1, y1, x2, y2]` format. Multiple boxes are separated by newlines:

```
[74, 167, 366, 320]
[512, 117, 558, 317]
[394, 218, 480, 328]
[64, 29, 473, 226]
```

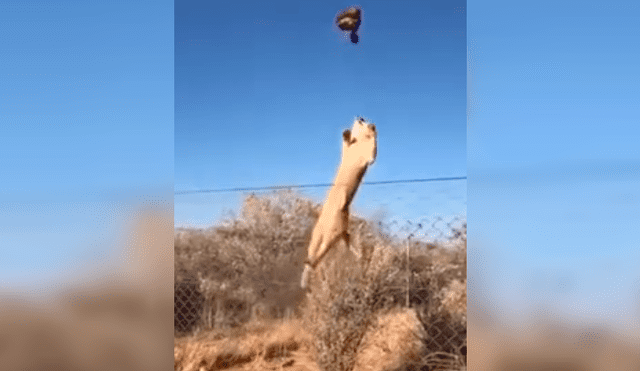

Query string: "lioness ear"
[342, 129, 351, 143]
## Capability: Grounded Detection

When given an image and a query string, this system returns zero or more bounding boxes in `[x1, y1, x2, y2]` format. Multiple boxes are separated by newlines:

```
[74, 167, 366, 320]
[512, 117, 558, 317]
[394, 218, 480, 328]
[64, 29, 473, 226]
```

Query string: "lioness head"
[342, 117, 377, 166]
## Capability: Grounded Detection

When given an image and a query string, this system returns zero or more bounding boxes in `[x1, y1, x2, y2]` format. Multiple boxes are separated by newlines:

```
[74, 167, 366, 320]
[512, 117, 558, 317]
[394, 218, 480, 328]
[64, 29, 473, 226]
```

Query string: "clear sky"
[0, 1, 173, 289]
[468, 0, 640, 333]
[174, 0, 467, 233]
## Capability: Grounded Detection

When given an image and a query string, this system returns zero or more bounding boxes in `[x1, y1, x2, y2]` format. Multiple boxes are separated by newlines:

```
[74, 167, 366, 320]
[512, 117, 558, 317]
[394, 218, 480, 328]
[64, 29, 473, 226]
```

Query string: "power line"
[174, 176, 466, 195]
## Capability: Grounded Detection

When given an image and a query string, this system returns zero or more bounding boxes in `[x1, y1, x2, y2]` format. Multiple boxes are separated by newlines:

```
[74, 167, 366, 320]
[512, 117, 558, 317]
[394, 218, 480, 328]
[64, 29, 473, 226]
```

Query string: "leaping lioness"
[301, 117, 377, 290]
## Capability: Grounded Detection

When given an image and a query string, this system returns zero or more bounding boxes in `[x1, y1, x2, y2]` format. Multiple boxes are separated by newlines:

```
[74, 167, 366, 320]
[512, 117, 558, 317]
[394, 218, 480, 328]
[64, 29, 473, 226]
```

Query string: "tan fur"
[301, 117, 377, 289]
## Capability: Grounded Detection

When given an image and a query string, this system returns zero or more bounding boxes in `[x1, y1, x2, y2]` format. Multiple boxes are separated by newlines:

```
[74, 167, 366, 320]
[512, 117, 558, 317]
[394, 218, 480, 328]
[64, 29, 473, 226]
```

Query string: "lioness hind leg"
[301, 264, 313, 290]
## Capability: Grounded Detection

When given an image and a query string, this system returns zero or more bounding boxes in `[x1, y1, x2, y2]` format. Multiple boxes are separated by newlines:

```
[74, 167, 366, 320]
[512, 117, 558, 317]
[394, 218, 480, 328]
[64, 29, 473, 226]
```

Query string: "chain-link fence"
[174, 275, 204, 334]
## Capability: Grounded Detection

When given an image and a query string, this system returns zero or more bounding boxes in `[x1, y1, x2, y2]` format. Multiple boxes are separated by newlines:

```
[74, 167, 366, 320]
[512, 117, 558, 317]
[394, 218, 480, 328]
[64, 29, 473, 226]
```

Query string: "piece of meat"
[336, 7, 361, 31]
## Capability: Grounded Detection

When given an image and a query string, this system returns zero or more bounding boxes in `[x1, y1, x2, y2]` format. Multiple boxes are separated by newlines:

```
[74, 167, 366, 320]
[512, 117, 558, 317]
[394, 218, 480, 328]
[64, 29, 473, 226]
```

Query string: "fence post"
[406, 233, 411, 308]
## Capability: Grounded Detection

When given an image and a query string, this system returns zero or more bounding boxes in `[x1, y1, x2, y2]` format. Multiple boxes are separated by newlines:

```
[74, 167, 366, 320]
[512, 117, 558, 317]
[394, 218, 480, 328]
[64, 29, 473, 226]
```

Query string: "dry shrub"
[175, 190, 316, 332]
[175, 191, 467, 371]
[304, 278, 380, 371]
[354, 307, 426, 371]
[301, 219, 466, 371]
[301, 238, 401, 371]
[439, 278, 467, 324]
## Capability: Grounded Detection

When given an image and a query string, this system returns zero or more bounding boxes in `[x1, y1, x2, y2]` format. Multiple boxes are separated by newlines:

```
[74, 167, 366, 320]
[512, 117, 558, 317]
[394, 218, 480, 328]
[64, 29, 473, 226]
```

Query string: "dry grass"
[175, 318, 318, 371]
[175, 190, 467, 371]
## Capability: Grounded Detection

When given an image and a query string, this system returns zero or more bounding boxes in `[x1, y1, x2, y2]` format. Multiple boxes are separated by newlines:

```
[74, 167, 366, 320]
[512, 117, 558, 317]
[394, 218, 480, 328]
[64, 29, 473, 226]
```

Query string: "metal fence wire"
[175, 208, 466, 367]
[174, 275, 204, 334]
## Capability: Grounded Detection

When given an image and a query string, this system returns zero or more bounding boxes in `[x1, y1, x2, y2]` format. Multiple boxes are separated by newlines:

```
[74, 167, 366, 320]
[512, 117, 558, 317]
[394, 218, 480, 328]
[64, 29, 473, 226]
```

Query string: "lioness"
[301, 117, 377, 289]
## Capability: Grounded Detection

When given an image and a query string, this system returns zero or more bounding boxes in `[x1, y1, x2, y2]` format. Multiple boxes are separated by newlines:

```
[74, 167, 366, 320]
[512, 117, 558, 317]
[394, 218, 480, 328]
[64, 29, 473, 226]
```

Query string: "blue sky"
[174, 0, 467, 232]
[468, 0, 640, 332]
[0, 1, 173, 288]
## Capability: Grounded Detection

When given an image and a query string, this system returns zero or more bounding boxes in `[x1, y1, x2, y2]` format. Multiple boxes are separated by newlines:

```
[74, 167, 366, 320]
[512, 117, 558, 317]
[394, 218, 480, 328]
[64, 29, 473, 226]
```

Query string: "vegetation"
[174, 189, 467, 371]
